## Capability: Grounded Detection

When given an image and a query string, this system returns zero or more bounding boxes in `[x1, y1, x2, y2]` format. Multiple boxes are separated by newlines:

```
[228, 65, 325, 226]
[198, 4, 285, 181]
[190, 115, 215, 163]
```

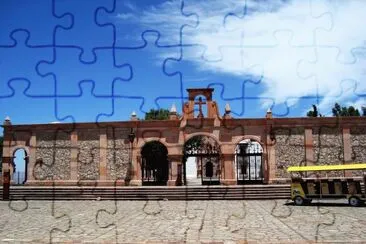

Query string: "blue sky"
[1, 0, 366, 129]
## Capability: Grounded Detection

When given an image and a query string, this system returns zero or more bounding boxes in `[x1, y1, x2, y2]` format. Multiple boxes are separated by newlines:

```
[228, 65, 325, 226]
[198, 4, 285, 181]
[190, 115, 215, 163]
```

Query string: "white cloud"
[117, 0, 366, 115]
[116, 13, 135, 20]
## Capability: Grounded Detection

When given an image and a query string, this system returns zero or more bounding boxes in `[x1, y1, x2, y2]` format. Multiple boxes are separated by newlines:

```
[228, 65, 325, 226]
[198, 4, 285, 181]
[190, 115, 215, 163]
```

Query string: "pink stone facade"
[2, 89, 366, 186]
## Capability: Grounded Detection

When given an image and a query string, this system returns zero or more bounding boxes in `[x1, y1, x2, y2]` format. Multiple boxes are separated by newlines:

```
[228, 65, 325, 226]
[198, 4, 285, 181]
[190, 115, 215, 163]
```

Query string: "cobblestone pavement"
[1, 199, 366, 243]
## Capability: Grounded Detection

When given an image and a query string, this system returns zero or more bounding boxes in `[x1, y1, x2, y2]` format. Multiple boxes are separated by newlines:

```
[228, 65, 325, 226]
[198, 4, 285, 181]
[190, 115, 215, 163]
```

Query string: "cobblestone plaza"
[1, 199, 365, 243]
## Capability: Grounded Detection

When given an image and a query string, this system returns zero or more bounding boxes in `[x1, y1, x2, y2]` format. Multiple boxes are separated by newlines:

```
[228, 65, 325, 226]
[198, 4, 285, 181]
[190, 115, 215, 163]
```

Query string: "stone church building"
[2, 88, 366, 187]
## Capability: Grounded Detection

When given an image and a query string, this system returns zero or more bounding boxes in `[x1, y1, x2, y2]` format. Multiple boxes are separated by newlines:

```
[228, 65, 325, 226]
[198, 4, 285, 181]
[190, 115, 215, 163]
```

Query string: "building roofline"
[3, 116, 366, 132]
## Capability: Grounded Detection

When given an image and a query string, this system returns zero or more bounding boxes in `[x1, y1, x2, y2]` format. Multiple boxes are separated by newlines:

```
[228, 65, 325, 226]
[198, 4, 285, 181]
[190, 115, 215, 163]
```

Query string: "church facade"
[2, 88, 366, 186]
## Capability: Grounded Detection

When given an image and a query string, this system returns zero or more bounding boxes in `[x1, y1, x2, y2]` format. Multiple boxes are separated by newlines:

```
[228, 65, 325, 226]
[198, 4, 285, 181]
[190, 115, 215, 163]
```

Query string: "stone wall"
[107, 128, 130, 180]
[77, 130, 100, 180]
[313, 127, 344, 177]
[274, 127, 305, 179]
[350, 127, 366, 176]
[350, 127, 366, 162]
[34, 131, 71, 180]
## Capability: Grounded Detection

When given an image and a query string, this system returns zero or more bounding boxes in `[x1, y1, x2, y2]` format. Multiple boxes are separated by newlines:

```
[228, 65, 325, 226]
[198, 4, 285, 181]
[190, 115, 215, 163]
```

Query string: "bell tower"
[183, 88, 219, 119]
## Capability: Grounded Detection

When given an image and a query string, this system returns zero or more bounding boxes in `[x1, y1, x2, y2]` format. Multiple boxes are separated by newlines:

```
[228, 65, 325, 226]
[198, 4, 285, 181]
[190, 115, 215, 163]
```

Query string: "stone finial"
[223, 103, 232, 119]
[225, 103, 231, 113]
[266, 108, 272, 119]
[130, 111, 137, 121]
[170, 103, 177, 113]
[4, 116, 11, 125]
[169, 103, 178, 120]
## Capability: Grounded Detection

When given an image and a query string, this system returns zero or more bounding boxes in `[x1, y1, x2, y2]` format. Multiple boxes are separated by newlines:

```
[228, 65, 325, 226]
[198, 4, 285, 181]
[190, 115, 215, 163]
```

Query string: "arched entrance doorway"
[183, 135, 221, 185]
[141, 141, 169, 186]
[12, 148, 28, 185]
[235, 139, 264, 184]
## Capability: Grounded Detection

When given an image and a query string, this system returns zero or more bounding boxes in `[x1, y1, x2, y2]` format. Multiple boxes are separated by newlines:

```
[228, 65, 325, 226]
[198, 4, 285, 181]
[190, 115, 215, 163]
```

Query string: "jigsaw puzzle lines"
[1, 0, 366, 243]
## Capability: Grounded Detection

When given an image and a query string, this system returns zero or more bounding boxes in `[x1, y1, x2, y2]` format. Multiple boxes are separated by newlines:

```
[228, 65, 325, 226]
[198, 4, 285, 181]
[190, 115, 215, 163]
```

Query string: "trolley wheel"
[294, 196, 304, 206]
[348, 196, 361, 207]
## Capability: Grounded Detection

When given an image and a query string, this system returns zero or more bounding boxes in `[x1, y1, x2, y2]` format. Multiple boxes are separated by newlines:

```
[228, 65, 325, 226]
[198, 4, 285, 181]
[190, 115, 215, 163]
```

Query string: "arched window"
[12, 148, 28, 185]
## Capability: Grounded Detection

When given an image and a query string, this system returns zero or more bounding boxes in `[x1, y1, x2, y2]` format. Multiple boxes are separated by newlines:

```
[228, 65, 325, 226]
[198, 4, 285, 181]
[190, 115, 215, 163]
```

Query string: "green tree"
[144, 108, 182, 120]
[144, 109, 170, 120]
[332, 103, 360, 116]
[362, 106, 366, 116]
[347, 106, 360, 116]
[307, 104, 319, 117]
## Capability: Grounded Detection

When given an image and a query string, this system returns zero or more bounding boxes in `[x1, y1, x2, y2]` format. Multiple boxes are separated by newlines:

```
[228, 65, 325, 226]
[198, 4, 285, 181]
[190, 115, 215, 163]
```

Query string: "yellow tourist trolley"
[287, 164, 366, 206]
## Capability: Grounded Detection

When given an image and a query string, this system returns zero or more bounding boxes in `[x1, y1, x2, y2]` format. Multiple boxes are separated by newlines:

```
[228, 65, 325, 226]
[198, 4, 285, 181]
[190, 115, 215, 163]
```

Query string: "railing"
[12, 172, 25, 185]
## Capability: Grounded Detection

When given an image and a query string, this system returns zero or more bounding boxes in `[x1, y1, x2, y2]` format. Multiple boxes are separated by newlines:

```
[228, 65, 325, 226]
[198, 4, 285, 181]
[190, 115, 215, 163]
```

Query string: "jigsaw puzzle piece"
[315, 0, 366, 63]
[37, 48, 132, 96]
[53, 0, 115, 62]
[313, 125, 345, 175]
[207, 80, 276, 118]
[297, 47, 366, 112]
[54, 81, 115, 123]
[162, 45, 265, 118]
[0, 80, 57, 124]
[96, 96, 145, 123]
[49, 198, 72, 243]
[284, 96, 323, 116]
[180, 0, 332, 62]
[33, 128, 74, 181]
[113, 33, 183, 115]
[76, 130, 100, 181]
[0, 200, 71, 243]
[0, 31, 55, 97]
[96, 0, 198, 48]
[169, 29, 318, 117]
[0, 0, 72, 46]
[224, 0, 333, 46]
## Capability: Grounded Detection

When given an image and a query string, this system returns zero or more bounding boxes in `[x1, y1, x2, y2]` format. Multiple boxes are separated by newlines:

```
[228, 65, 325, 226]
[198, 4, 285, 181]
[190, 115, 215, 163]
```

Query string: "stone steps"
[0, 185, 291, 201]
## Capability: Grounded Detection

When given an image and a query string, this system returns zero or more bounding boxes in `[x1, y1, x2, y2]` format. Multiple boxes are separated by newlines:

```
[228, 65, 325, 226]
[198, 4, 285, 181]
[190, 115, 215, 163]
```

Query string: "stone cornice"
[3, 116, 366, 132]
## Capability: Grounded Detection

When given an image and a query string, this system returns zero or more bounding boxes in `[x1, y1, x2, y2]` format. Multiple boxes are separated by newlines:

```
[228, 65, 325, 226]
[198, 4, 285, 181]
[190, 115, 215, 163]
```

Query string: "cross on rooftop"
[195, 97, 206, 118]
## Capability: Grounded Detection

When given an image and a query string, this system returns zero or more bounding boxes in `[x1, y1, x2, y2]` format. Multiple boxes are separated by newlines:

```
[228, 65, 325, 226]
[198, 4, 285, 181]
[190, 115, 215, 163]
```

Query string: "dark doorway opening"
[141, 141, 169, 186]
[235, 139, 264, 184]
[182, 135, 221, 185]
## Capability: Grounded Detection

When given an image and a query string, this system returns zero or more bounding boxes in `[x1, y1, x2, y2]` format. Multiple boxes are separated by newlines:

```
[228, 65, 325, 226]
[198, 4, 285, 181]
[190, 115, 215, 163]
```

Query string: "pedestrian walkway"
[1, 199, 365, 243]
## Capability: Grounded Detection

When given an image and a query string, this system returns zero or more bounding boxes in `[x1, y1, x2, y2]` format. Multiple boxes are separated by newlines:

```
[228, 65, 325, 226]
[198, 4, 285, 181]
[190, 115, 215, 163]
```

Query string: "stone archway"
[183, 135, 221, 185]
[12, 148, 28, 185]
[235, 139, 264, 184]
[140, 141, 169, 186]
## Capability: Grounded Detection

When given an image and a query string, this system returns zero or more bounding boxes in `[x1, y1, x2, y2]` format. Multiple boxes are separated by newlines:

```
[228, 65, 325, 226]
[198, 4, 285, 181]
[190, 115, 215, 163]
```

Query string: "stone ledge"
[167, 180, 178, 186]
[24, 180, 128, 186]
[220, 179, 237, 185]
[270, 178, 292, 184]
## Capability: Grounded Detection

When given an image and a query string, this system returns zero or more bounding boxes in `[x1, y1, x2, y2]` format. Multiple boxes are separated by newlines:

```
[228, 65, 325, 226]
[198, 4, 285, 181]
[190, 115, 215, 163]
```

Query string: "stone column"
[2, 136, 11, 171]
[130, 149, 142, 186]
[99, 130, 107, 182]
[168, 160, 178, 186]
[70, 131, 78, 181]
[2, 156, 12, 200]
[305, 128, 314, 165]
[342, 128, 352, 177]
[168, 155, 182, 186]
[266, 134, 276, 183]
[27, 133, 36, 182]
[2, 156, 12, 178]
[221, 154, 235, 185]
